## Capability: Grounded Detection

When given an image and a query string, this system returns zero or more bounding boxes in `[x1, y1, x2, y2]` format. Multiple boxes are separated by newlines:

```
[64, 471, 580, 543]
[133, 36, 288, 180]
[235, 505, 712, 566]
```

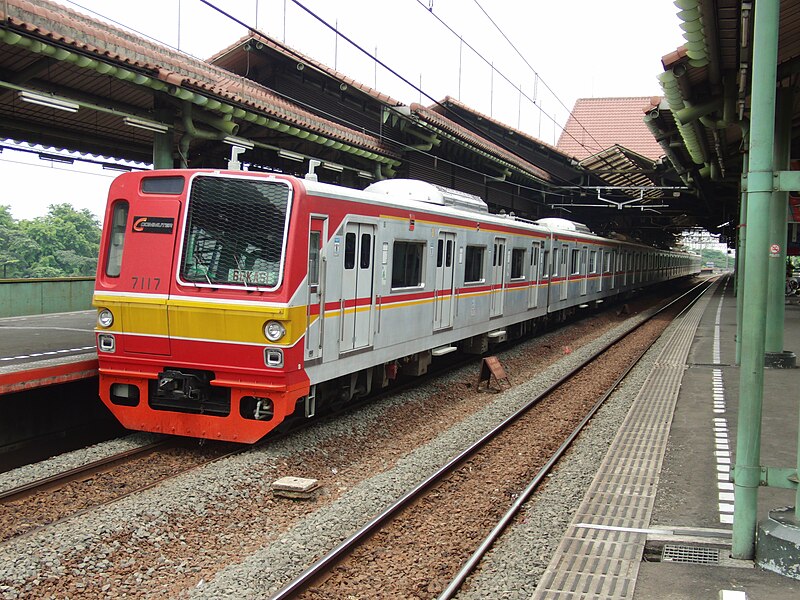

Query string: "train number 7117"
[131, 276, 161, 290]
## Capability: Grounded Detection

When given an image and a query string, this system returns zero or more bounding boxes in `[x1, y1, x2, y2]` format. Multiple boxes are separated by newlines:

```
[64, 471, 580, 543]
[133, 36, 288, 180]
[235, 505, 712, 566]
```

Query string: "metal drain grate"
[662, 544, 720, 565]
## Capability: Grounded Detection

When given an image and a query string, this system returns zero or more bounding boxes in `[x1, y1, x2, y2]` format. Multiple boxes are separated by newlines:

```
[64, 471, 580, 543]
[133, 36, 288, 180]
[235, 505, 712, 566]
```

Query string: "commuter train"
[93, 170, 700, 442]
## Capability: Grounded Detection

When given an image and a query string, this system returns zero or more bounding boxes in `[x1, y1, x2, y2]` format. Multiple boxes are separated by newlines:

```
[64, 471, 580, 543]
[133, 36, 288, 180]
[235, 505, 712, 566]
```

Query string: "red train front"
[93, 170, 311, 442]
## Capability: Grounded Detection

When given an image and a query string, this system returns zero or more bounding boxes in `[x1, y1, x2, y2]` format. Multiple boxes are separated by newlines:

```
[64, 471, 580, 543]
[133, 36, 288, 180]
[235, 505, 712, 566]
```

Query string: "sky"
[0, 0, 686, 222]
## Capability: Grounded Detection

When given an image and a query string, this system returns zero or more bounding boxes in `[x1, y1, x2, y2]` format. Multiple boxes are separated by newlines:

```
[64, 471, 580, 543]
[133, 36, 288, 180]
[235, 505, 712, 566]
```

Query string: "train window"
[391, 241, 425, 288]
[558, 246, 568, 277]
[141, 176, 185, 195]
[437, 239, 444, 268]
[511, 248, 525, 279]
[180, 176, 290, 288]
[344, 233, 356, 269]
[589, 251, 597, 274]
[541, 250, 549, 278]
[446, 240, 453, 267]
[464, 245, 485, 283]
[360, 233, 371, 269]
[308, 231, 320, 286]
[604, 252, 612, 273]
[105, 200, 129, 277]
[570, 249, 580, 275]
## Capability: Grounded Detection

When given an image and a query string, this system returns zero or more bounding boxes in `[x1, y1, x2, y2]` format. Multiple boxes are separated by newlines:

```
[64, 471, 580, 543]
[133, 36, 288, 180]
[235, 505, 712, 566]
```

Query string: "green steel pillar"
[797, 403, 800, 518]
[765, 87, 792, 354]
[733, 0, 780, 560]
[153, 131, 173, 169]
[152, 108, 173, 170]
[736, 152, 748, 365]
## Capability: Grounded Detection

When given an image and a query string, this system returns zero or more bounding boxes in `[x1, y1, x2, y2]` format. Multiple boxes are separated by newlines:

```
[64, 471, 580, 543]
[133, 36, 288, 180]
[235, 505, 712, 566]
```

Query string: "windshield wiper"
[234, 254, 251, 290]
[192, 252, 213, 286]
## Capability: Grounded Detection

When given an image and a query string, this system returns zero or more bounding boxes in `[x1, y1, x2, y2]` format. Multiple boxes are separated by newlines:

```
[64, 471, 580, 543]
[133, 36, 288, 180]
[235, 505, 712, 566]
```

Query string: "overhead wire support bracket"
[549, 190, 669, 213]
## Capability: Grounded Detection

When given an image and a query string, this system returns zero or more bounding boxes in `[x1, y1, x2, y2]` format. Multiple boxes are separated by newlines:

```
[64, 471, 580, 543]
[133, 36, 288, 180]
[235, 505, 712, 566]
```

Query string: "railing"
[0, 277, 95, 317]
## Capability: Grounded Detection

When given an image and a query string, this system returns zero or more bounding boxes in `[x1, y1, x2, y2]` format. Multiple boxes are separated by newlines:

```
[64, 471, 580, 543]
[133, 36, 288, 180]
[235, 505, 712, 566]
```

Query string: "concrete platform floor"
[635, 276, 800, 599]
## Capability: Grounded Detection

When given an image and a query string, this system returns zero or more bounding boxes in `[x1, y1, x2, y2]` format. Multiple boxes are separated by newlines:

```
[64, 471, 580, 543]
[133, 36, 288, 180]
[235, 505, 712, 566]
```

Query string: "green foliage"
[698, 247, 732, 267]
[0, 204, 100, 279]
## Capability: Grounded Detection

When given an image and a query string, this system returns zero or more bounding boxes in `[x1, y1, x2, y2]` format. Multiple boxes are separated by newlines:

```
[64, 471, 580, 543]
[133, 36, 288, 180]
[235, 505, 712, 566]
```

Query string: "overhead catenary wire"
[288, 0, 648, 200]
[414, 0, 591, 151]
[62, 1, 659, 209]
[468, 0, 611, 156]
[285, 0, 631, 199]
[68, 0, 634, 200]
[196, 0, 595, 196]
[420, 0, 648, 194]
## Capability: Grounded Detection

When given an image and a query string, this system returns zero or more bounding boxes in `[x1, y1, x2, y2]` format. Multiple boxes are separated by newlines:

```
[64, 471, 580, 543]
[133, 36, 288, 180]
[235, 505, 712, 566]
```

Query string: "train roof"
[301, 176, 624, 244]
[121, 170, 691, 253]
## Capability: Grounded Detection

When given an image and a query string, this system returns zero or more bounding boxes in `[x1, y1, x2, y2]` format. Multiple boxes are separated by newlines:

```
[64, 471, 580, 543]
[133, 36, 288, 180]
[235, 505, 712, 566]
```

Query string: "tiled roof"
[556, 97, 664, 162]
[0, 0, 398, 158]
[431, 96, 565, 155]
[209, 33, 403, 108]
[410, 103, 553, 183]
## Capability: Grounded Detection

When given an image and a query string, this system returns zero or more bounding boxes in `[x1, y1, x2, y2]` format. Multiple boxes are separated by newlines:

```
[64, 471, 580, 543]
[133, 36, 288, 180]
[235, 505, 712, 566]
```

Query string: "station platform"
[533, 275, 800, 599]
[0, 310, 97, 394]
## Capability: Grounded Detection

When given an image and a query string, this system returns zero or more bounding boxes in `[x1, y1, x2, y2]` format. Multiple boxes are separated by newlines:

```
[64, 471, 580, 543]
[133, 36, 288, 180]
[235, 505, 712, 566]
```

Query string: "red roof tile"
[431, 96, 565, 155]
[410, 103, 553, 183]
[1, 0, 398, 158]
[556, 97, 664, 162]
[209, 34, 403, 108]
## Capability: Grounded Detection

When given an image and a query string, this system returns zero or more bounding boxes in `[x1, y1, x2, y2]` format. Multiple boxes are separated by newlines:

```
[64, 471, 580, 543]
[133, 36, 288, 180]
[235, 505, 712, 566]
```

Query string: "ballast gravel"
[0, 433, 162, 494]
[189, 309, 659, 600]
[0, 299, 670, 599]
[457, 313, 680, 599]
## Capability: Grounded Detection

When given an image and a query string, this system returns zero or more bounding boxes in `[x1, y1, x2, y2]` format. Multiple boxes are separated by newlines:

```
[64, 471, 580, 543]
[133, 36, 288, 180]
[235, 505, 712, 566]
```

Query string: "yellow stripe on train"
[93, 294, 307, 345]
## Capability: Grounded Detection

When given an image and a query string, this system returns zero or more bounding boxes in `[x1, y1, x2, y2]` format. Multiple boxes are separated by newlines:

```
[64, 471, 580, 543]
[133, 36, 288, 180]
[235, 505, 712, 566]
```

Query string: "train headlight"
[97, 309, 114, 328]
[264, 320, 286, 342]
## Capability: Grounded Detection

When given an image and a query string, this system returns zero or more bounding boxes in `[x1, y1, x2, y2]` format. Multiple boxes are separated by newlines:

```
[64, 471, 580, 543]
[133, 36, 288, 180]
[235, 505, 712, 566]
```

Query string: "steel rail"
[0, 439, 252, 549]
[269, 278, 716, 600]
[0, 440, 172, 504]
[437, 277, 717, 599]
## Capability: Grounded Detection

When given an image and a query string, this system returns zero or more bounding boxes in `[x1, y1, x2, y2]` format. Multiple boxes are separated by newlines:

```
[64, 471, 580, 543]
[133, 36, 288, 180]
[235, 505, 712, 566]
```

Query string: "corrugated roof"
[556, 97, 665, 162]
[578, 145, 661, 199]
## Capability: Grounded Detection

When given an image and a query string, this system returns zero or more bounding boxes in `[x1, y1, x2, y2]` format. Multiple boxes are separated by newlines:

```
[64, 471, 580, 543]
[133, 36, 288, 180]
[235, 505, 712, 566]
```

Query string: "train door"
[305, 217, 326, 361]
[490, 237, 506, 317]
[597, 249, 604, 292]
[622, 251, 628, 286]
[528, 240, 541, 309]
[126, 199, 182, 355]
[559, 244, 569, 301]
[610, 249, 617, 289]
[434, 231, 456, 330]
[580, 247, 588, 295]
[340, 222, 375, 353]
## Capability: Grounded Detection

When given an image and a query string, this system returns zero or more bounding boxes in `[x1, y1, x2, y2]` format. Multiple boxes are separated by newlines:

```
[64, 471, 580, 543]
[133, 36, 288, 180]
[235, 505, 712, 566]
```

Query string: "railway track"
[270, 279, 715, 599]
[0, 280, 710, 598]
[0, 438, 246, 544]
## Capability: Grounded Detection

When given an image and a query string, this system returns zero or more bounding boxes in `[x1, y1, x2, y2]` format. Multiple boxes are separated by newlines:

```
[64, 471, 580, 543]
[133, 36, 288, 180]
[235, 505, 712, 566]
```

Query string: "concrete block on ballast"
[271, 476, 320, 499]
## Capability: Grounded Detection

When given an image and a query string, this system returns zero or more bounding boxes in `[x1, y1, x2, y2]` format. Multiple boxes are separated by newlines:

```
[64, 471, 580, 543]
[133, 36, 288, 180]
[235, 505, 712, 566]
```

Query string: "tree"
[0, 205, 37, 278]
[2, 204, 101, 278]
[698, 247, 732, 268]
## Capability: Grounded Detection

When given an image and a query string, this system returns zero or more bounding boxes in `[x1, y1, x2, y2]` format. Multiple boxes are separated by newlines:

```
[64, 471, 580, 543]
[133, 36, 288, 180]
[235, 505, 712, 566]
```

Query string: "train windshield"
[179, 175, 291, 288]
